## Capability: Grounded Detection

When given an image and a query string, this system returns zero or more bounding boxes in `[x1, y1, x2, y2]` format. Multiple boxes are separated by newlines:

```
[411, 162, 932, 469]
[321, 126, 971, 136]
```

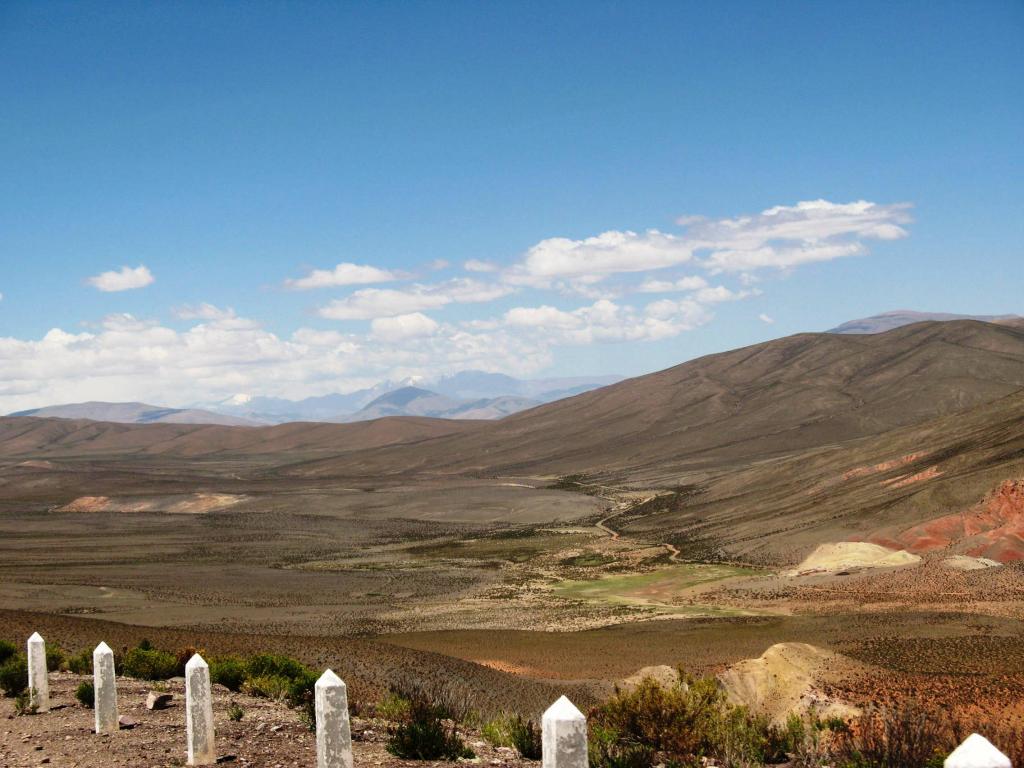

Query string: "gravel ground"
[0, 673, 533, 768]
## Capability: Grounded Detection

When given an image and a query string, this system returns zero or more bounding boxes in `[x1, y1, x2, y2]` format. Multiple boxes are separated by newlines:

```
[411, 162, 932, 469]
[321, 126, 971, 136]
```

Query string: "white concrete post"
[93, 642, 118, 734]
[26, 632, 49, 712]
[185, 654, 216, 765]
[945, 733, 1011, 768]
[315, 669, 353, 768]
[542, 695, 587, 768]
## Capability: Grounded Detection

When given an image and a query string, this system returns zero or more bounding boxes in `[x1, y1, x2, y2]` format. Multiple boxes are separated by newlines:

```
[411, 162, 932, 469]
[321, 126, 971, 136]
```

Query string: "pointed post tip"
[544, 694, 585, 721]
[945, 733, 1011, 768]
[185, 652, 208, 669]
[28, 632, 44, 642]
[94, 641, 112, 654]
[316, 668, 344, 686]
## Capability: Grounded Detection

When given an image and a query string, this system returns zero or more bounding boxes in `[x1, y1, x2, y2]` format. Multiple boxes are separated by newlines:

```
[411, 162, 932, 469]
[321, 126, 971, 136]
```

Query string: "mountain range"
[8, 401, 262, 427]
[200, 371, 622, 424]
[2, 316, 1022, 563]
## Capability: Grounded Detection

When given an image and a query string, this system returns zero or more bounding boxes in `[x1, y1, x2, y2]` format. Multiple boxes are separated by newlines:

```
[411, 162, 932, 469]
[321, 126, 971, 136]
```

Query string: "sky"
[1, 1, 1022, 411]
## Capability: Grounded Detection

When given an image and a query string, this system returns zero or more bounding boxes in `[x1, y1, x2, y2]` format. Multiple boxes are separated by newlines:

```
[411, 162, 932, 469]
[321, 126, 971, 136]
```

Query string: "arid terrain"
[2, 320, 1024, 762]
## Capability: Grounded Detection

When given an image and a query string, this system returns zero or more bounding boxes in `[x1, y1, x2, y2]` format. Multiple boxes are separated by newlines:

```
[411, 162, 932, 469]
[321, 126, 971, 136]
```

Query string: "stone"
[185, 654, 216, 766]
[26, 633, 49, 713]
[542, 696, 587, 768]
[118, 715, 137, 730]
[93, 642, 118, 735]
[945, 733, 1012, 768]
[315, 669, 353, 768]
[146, 691, 173, 710]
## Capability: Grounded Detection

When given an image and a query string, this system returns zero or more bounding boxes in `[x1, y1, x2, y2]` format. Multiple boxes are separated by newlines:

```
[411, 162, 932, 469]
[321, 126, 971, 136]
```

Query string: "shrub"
[243, 674, 291, 700]
[481, 714, 514, 747]
[66, 648, 93, 675]
[286, 669, 318, 708]
[589, 672, 791, 768]
[298, 688, 317, 732]
[45, 645, 65, 672]
[121, 647, 178, 680]
[588, 723, 654, 768]
[834, 703, 947, 768]
[14, 689, 37, 716]
[508, 715, 542, 760]
[482, 713, 542, 759]
[228, 701, 244, 721]
[590, 675, 724, 762]
[0, 639, 16, 665]
[377, 691, 411, 721]
[0, 654, 29, 697]
[246, 653, 309, 682]
[210, 656, 247, 692]
[386, 687, 474, 761]
[76, 681, 95, 708]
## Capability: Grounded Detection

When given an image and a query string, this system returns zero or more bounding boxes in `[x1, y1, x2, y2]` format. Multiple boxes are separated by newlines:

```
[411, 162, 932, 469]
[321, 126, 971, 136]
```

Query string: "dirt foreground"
[0, 673, 531, 768]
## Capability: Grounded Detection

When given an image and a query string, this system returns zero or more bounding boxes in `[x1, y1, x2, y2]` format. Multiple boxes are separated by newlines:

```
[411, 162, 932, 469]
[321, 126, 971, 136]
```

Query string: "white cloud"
[507, 230, 693, 285]
[504, 298, 710, 344]
[689, 200, 912, 273]
[464, 259, 498, 273]
[370, 312, 440, 342]
[173, 303, 237, 321]
[86, 265, 155, 292]
[319, 279, 512, 320]
[505, 199, 910, 285]
[0, 311, 549, 412]
[692, 285, 759, 303]
[638, 276, 708, 293]
[285, 262, 398, 289]
[0, 198, 913, 411]
[759, 313, 775, 324]
[505, 230, 696, 286]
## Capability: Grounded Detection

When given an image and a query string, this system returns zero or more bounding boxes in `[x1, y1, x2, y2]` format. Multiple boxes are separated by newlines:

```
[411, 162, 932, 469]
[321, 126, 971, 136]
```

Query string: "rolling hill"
[282, 319, 1024, 480]
[3, 320, 1023, 476]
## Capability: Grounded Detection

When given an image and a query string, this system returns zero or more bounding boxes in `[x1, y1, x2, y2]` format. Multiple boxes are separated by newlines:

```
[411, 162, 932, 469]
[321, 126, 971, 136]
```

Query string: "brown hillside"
[0, 414, 479, 460]
[285, 320, 1024, 480]
[1, 321, 1022, 486]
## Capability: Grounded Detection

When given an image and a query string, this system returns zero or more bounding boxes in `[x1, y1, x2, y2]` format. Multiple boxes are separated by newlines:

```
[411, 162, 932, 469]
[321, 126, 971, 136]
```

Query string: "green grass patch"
[552, 563, 762, 614]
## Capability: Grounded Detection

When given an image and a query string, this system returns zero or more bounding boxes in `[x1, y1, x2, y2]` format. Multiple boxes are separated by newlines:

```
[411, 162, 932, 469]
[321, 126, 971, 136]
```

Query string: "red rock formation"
[874, 480, 1024, 562]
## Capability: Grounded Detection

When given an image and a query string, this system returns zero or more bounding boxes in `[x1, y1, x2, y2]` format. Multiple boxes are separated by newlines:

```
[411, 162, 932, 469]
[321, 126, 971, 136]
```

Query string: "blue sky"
[1, 1, 1021, 409]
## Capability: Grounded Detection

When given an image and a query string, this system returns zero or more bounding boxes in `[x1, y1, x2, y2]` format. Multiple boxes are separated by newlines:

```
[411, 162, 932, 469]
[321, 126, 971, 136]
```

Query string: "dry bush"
[588, 673, 788, 768]
[385, 683, 474, 760]
[834, 703, 947, 768]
